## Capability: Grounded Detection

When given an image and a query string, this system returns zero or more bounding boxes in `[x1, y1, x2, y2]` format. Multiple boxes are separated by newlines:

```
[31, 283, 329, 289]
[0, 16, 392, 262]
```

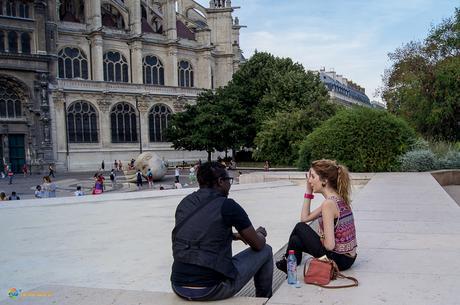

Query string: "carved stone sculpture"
[125, 152, 168, 182]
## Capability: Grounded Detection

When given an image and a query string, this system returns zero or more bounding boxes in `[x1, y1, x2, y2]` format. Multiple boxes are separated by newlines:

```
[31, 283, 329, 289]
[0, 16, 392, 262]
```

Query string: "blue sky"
[197, 0, 458, 102]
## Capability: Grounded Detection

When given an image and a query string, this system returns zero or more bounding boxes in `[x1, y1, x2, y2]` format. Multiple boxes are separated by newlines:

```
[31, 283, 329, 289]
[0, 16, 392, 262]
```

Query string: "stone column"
[166, 47, 178, 86]
[200, 52, 212, 89]
[162, 0, 177, 41]
[137, 98, 150, 150]
[97, 95, 113, 148]
[50, 91, 67, 166]
[129, 0, 142, 35]
[131, 40, 143, 84]
[87, 0, 102, 31]
[90, 33, 104, 81]
[34, 0, 47, 54]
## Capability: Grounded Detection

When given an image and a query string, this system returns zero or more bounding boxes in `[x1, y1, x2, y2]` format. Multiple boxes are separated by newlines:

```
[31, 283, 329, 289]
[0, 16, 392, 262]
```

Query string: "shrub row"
[298, 107, 417, 172]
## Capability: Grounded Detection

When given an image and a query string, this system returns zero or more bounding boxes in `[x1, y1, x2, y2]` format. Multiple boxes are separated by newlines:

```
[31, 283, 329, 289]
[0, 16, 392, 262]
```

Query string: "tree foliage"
[298, 107, 417, 172]
[168, 52, 334, 158]
[382, 8, 460, 141]
[253, 103, 336, 165]
[167, 89, 246, 161]
[224, 52, 332, 147]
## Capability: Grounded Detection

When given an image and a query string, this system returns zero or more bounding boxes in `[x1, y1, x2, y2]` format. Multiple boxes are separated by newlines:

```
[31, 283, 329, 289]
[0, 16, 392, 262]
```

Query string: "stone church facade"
[0, 0, 244, 172]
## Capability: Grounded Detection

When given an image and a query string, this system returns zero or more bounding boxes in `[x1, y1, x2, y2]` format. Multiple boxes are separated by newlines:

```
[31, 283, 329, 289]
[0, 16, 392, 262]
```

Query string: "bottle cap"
[288, 250, 295, 254]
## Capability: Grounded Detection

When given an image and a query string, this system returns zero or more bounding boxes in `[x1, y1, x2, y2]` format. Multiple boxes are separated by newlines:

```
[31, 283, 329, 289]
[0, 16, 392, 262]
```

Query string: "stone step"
[1, 285, 267, 305]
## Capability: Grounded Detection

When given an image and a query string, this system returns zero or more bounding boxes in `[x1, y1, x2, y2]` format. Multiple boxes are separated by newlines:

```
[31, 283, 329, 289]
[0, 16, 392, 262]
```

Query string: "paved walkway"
[1, 172, 458, 304]
[268, 172, 460, 305]
[0, 181, 309, 294]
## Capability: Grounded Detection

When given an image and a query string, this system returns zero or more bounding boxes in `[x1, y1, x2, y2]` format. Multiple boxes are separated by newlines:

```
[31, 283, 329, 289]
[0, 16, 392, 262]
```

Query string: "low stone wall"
[239, 171, 375, 186]
[431, 169, 460, 186]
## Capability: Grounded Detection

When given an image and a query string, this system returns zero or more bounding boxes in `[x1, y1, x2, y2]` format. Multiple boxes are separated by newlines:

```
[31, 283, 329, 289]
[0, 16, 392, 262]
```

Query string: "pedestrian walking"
[136, 169, 143, 190]
[118, 160, 123, 171]
[175, 166, 181, 183]
[114, 160, 118, 171]
[109, 169, 116, 188]
[189, 166, 197, 184]
[48, 164, 55, 178]
[8, 191, 20, 200]
[7, 169, 14, 185]
[22, 164, 28, 177]
[101, 160, 105, 171]
[147, 168, 154, 188]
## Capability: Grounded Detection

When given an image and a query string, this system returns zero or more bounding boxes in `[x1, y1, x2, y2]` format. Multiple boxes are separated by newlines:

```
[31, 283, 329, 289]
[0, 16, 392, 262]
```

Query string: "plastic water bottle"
[287, 249, 297, 285]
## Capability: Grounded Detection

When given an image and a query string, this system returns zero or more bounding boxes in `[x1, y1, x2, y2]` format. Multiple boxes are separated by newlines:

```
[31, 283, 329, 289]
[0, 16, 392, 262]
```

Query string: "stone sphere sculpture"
[125, 152, 168, 182]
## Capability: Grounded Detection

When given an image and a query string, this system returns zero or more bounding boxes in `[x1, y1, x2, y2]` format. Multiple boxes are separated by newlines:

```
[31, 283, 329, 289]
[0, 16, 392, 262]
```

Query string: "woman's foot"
[275, 258, 287, 274]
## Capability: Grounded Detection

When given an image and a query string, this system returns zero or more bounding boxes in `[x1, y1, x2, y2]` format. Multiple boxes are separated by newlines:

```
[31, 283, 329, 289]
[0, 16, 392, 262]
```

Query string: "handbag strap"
[313, 270, 359, 289]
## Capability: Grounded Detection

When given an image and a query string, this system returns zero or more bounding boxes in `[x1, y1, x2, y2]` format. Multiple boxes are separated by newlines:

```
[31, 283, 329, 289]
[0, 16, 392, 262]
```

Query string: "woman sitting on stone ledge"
[276, 159, 358, 272]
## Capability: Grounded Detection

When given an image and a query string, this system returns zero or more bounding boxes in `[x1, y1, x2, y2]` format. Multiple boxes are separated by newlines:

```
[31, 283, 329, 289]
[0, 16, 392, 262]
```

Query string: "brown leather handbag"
[304, 257, 358, 288]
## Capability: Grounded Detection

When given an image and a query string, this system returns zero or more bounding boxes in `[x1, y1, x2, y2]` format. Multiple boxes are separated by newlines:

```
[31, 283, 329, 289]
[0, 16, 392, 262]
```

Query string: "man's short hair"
[197, 161, 227, 188]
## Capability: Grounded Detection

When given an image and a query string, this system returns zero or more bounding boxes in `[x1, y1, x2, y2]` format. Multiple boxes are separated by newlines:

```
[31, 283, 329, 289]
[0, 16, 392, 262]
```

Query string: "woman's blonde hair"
[311, 159, 351, 206]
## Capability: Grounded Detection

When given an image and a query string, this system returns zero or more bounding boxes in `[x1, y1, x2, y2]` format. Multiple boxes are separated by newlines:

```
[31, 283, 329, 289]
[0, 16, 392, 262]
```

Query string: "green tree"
[298, 107, 417, 172]
[253, 102, 336, 165]
[167, 90, 245, 161]
[382, 8, 460, 141]
[225, 51, 332, 147]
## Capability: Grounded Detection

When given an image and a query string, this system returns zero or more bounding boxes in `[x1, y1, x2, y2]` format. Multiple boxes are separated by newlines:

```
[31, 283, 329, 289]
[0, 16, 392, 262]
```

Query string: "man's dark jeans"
[173, 244, 273, 301]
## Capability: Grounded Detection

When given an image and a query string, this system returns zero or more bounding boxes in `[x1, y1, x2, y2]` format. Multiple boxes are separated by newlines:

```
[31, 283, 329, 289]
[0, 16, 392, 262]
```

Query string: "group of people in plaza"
[171, 159, 357, 301]
[34, 176, 57, 198]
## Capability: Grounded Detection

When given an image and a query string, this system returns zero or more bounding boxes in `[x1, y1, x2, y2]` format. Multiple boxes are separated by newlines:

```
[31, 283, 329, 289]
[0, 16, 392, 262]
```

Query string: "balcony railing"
[54, 79, 204, 97]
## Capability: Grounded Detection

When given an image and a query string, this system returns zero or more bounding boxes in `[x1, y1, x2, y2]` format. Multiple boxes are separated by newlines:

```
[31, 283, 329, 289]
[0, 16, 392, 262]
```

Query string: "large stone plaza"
[1, 172, 459, 304]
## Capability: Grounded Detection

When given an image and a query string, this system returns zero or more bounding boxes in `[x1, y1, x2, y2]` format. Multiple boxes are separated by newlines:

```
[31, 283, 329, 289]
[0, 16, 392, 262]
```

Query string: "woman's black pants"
[285, 222, 355, 271]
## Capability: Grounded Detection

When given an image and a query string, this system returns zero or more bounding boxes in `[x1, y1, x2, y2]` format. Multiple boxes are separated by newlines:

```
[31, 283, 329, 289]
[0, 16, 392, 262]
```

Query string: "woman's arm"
[321, 200, 337, 251]
[301, 170, 321, 222]
[300, 200, 322, 222]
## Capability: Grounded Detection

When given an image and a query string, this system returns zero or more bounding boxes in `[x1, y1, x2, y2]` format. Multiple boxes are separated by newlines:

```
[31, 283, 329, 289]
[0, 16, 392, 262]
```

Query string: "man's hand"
[256, 226, 267, 237]
[239, 225, 267, 251]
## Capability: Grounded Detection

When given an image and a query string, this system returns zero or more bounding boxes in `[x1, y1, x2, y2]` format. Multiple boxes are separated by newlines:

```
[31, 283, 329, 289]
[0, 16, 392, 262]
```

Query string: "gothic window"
[178, 60, 194, 87]
[6, 1, 16, 16]
[8, 31, 17, 53]
[148, 104, 171, 142]
[59, 0, 84, 23]
[67, 101, 99, 143]
[0, 83, 22, 118]
[20, 32, 30, 53]
[143, 55, 164, 85]
[101, 3, 125, 29]
[0, 31, 4, 52]
[18, 2, 28, 18]
[110, 102, 138, 143]
[58, 47, 89, 79]
[103, 51, 129, 82]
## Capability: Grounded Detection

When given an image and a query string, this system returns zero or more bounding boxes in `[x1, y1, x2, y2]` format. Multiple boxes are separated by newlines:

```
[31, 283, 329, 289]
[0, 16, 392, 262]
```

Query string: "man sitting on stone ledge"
[171, 161, 273, 301]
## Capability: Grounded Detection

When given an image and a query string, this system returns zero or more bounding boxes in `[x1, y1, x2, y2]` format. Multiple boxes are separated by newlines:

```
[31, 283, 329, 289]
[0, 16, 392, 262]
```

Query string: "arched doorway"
[0, 75, 30, 172]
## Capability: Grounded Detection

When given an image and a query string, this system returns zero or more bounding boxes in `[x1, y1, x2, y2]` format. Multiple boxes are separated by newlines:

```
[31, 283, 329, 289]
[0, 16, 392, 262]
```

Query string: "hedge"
[298, 107, 417, 172]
